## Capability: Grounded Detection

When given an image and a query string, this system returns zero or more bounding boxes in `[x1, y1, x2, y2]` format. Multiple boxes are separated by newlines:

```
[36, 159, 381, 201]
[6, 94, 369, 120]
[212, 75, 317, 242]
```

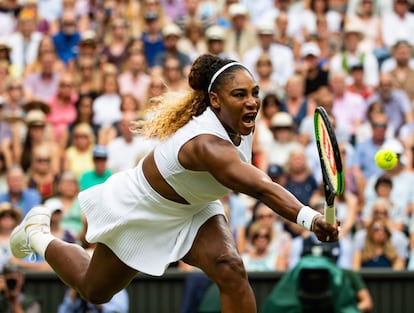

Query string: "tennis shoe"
[10, 205, 51, 259]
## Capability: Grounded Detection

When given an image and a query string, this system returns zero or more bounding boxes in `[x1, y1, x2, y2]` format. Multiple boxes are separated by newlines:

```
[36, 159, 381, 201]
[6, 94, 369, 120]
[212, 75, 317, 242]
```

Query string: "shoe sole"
[10, 206, 51, 259]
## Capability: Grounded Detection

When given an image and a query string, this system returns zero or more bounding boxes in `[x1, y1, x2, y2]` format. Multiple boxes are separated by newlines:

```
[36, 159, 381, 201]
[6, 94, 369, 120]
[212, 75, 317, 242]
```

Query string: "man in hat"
[329, 25, 379, 88]
[205, 25, 239, 60]
[243, 19, 294, 87]
[79, 145, 113, 191]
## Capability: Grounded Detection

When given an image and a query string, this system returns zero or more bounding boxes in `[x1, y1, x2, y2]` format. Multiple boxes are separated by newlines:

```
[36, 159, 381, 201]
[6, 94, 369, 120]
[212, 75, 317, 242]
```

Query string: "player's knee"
[79, 286, 114, 305]
[212, 252, 247, 289]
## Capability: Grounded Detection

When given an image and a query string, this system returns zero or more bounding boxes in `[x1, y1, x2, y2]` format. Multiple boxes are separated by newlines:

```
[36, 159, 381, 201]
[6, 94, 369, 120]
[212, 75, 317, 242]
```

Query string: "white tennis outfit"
[79, 107, 253, 276]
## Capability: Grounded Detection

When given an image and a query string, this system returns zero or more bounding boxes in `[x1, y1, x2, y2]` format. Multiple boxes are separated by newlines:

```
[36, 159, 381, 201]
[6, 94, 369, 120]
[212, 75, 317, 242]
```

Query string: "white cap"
[229, 3, 248, 18]
[162, 23, 182, 37]
[270, 112, 294, 128]
[300, 42, 321, 57]
[205, 25, 226, 41]
[381, 138, 407, 165]
[256, 20, 275, 35]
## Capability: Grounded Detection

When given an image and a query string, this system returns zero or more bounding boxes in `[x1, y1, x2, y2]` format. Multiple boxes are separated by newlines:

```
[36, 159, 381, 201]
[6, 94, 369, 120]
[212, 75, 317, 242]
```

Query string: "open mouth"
[242, 113, 257, 125]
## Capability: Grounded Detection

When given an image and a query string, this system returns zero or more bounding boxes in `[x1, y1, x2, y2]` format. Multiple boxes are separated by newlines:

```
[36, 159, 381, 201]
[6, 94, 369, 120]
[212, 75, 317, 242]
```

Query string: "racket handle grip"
[324, 203, 336, 225]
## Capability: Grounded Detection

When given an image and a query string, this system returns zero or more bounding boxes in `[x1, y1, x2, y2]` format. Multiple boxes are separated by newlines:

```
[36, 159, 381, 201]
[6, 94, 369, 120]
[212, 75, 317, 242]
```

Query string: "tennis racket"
[314, 107, 344, 225]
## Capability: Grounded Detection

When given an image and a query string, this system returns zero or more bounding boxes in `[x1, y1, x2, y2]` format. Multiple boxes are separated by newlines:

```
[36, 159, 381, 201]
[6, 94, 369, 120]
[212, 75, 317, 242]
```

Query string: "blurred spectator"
[177, 19, 207, 62]
[58, 288, 129, 313]
[381, 0, 414, 49]
[137, 0, 171, 37]
[23, 35, 66, 78]
[273, 12, 300, 59]
[74, 30, 100, 70]
[52, 10, 81, 66]
[23, 50, 61, 102]
[46, 73, 78, 151]
[92, 71, 122, 129]
[204, 25, 239, 60]
[363, 138, 414, 232]
[100, 16, 131, 69]
[346, 63, 374, 100]
[356, 196, 409, 261]
[118, 51, 151, 106]
[79, 145, 112, 191]
[0, 165, 41, 216]
[63, 123, 94, 179]
[381, 39, 414, 73]
[329, 25, 379, 88]
[330, 70, 367, 140]
[20, 108, 60, 174]
[174, 0, 215, 31]
[73, 56, 101, 96]
[367, 72, 413, 136]
[301, 0, 342, 40]
[0, 263, 41, 312]
[345, 0, 383, 55]
[0, 98, 20, 170]
[296, 41, 329, 97]
[281, 74, 315, 129]
[141, 11, 165, 69]
[243, 20, 295, 87]
[0, 40, 17, 79]
[27, 144, 60, 202]
[2, 78, 26, 123]
[21, 0, 51, 35]
[44, 171, 83, 238]
[107, 112, 157, 172]
[153, 23, 192, 75]
[143, 75, 167, 110]
[266, 112, 302, 168]
[352, 217, 406, 269]
[382, 40, 414, 103]
[284, 147, 319, 208]
[225, 3, 258, 60]
[242, 221, 285, 271]
[352, 112, 390, 197]
[7, 8, 43, 78]
[252, 93, 283, 170]
[161, 55, 189, 92]
[355, 101, 395, 146]
[255, 53, 284, 100]
[0, 203, 21, 271]
[251, 202, 292, 264]
[0, 0, 19, 38]
[65, 93, 99, 147]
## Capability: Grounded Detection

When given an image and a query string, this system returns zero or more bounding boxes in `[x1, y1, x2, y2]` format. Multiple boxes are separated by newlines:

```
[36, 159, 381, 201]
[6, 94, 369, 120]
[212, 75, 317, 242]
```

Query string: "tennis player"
[10, 54, 339, 313]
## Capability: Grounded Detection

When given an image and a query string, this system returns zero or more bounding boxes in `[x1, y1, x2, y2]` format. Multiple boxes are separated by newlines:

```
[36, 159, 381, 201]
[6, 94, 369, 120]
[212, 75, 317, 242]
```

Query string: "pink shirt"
[333, 91, 367, 135]
[118, 72, 151, 107]
[46, 94, 77, 141]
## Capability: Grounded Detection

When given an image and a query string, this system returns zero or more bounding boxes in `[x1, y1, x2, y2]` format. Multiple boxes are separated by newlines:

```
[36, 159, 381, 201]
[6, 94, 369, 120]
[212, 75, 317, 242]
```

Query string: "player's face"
[210, 69, 261, 139]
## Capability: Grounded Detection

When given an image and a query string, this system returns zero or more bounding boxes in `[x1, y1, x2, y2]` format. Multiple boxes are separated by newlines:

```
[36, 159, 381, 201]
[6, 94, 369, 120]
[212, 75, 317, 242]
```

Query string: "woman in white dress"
[10, 54, 339, 313]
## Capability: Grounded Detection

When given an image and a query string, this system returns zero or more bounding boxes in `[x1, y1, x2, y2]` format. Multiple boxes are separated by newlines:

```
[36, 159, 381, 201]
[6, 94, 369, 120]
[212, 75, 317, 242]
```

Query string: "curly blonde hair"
[134, 54, 245, 139]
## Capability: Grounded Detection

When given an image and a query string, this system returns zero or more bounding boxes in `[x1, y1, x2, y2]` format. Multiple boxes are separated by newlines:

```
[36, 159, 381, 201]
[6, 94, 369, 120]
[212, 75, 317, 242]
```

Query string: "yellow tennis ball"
[375, 149, 398, 170]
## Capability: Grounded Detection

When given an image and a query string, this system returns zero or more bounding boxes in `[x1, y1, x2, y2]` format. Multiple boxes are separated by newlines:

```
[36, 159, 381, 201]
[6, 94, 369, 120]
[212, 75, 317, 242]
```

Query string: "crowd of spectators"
[0, 0, 414, 290]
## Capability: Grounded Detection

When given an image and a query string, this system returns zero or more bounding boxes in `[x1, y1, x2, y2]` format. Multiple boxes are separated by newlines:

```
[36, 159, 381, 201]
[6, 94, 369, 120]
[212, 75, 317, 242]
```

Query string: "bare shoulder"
[179, 134, 240, 171]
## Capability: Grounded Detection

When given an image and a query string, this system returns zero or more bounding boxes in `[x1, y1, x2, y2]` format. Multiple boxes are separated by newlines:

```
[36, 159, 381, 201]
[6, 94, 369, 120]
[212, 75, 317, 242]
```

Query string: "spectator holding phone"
[0, 263, 41, 313]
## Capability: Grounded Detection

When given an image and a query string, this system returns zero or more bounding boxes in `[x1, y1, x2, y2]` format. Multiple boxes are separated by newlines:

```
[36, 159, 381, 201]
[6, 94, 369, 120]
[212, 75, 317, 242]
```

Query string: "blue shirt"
[0, 189, 41, 217]
[52, 32, 81, 64]
[352, 138, 384, 179]
[141, 32, 164, 68]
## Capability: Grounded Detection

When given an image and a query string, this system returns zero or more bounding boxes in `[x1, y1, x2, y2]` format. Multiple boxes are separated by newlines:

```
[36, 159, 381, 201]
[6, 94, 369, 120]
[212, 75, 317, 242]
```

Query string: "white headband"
[207, 62, 247, 93]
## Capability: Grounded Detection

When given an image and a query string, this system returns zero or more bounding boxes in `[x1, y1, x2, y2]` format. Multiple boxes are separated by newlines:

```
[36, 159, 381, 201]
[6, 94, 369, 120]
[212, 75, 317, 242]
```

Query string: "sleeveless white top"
[154, 106, 253, 204]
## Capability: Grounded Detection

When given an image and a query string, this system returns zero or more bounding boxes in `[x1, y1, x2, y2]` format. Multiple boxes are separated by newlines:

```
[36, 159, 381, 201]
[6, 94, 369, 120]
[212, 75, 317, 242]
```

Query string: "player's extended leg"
[10, 206, 138, 304]
[45, 241, 138, 303]
[182, 215, 256, 313]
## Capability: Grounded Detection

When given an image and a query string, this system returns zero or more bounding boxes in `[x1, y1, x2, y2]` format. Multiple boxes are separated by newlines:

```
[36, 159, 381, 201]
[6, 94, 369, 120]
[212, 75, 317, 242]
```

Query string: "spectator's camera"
[5, 278, 17, 291]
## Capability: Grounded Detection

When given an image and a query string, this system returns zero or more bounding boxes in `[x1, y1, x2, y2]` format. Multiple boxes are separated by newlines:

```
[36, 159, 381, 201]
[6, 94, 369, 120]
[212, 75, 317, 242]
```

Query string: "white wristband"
[296, 206, 321, 231]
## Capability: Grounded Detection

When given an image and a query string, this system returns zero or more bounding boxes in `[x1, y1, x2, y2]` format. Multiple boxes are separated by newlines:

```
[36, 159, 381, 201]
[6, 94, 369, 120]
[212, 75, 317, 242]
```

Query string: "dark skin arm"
[143, 134, 338, 242]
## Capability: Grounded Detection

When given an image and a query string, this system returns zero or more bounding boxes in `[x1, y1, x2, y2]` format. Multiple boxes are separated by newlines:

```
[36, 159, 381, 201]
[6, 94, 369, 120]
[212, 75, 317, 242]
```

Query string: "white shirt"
[382, 11, 414, 48]
[243, 43, 294, 86]
[92, 94, 122, 128]
[107, 136, 157, 172]
[330, 51, 379, 87]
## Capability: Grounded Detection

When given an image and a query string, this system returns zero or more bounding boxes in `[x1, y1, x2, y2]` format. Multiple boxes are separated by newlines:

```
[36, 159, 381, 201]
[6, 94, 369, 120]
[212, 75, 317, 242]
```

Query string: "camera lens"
[6, 278, 17, 291]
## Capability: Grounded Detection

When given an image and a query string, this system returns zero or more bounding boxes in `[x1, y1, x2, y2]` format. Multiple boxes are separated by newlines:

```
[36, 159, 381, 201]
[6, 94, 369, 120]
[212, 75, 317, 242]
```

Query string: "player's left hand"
[312, 215, 339, 242]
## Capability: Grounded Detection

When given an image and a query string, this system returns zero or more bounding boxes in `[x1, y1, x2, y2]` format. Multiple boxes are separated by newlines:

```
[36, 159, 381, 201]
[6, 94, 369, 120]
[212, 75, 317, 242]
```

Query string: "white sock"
[26, 225, 56, 259]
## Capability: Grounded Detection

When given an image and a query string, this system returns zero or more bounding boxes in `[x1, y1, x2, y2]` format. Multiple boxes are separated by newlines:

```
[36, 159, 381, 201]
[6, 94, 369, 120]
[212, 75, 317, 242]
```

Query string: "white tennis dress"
[78, 107, 253, 276]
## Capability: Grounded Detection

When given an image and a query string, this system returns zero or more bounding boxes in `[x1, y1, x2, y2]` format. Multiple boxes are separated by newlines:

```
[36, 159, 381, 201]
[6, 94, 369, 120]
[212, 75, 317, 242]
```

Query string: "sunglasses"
[372, 122, 387, 128]
[253, 233, 271, 240]
[35, 158, 51, 163]
[257, 213, 274, 219]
